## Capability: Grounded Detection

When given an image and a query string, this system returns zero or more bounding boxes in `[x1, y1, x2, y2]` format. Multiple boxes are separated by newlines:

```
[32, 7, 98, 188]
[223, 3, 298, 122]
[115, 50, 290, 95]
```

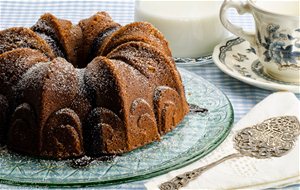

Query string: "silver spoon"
[160, 116, 300, 190]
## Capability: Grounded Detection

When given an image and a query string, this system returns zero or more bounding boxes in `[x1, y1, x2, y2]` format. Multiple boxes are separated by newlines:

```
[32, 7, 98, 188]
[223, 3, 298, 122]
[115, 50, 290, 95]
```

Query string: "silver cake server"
[160, 116, 300, 190]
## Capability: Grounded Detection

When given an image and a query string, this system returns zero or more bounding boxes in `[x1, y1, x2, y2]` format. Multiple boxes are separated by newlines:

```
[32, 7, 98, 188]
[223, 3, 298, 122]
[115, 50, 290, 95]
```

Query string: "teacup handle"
[220, 0, 256, 47]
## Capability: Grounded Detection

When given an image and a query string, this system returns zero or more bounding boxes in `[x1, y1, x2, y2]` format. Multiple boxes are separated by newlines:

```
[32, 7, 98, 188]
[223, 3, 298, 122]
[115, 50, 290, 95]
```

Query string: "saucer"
[174, 56, 213, 67]
[212, 37, 300, 93]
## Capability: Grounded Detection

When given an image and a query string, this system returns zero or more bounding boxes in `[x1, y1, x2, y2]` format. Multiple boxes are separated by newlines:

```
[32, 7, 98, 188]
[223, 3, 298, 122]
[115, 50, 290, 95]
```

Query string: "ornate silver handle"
[159, 153, 242, 190]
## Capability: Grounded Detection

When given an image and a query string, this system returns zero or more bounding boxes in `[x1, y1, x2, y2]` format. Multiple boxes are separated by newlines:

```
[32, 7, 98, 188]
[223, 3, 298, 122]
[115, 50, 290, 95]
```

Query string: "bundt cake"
[0, 12, 189, 159]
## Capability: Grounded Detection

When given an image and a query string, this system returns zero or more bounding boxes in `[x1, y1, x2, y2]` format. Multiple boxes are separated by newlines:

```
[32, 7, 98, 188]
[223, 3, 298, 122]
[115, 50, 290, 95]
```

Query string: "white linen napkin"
[145, 92, 300, 190]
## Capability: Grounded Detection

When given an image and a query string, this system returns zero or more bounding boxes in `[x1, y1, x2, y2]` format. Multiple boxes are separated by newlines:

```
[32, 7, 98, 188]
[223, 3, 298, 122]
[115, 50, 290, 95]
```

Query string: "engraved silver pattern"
[159, 116, 300, 190]
[234, 116, 300, 158]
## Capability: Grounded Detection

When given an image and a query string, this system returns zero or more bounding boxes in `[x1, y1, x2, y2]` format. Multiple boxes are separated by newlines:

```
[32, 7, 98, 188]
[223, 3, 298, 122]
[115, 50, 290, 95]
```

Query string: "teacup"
[135, 0, 229, 58]
[220, 0, 300, 83]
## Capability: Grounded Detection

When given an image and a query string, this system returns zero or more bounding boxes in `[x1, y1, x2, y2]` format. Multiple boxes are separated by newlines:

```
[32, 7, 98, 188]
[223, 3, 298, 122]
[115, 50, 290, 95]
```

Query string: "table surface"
[0, 0, 299, 189]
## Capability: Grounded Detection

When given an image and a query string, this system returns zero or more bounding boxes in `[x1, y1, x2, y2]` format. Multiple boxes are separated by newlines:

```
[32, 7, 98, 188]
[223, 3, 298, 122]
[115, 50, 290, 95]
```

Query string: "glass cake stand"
[0, 68, 233, 187]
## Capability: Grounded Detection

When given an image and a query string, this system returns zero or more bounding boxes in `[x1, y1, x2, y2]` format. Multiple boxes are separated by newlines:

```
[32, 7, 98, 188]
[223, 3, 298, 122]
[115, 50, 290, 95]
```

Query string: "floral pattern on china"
[259, 24, 300, 69]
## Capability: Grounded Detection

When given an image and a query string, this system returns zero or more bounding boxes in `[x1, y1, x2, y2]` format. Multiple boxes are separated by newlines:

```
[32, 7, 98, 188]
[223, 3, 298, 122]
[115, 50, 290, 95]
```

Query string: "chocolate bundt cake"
[0, 12, 189, 159]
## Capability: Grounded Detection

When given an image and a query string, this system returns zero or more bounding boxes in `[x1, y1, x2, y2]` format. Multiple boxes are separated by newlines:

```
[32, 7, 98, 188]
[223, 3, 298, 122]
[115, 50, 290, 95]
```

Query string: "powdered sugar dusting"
[32, 19, 65, 58]
[44, 58, 78, 95]
[75, 68, 86, 95]
[108, 42, 171, 83]
[0, 49, 48, 94]
[70, 68, 91, 120]
[16, 61, 50, 93]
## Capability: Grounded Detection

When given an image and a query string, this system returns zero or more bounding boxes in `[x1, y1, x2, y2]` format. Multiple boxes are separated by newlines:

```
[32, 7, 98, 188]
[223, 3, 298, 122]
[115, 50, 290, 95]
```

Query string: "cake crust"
[0, 27, 56, 59]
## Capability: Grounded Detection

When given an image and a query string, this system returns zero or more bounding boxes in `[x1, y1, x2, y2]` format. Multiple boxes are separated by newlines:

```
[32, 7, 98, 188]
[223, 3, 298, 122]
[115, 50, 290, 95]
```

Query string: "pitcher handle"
[220, 0, 256, 47]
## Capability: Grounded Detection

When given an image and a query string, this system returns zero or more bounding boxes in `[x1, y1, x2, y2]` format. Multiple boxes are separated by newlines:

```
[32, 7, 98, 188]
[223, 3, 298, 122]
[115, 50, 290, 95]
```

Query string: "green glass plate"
[0, 68, 234, 187]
